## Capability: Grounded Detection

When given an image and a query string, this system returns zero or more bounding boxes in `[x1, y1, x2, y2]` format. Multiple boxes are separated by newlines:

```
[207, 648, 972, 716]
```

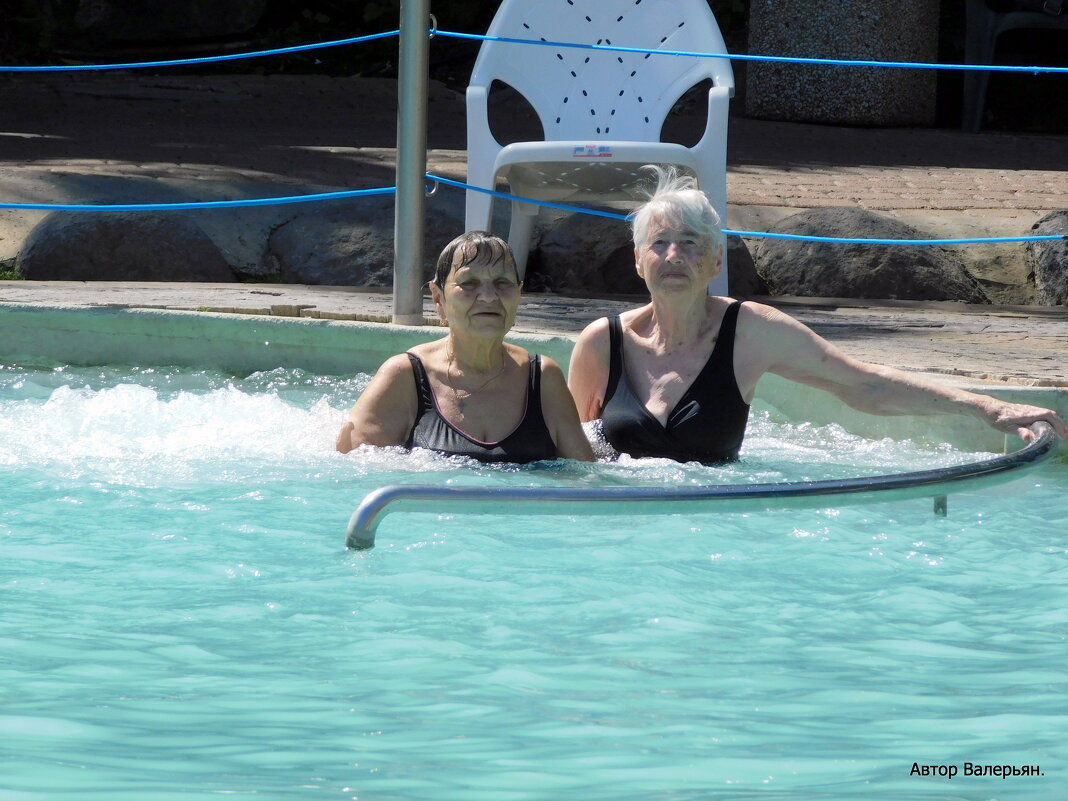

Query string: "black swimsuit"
[601, 301, 750, 463]
[404, 353, 558, 464]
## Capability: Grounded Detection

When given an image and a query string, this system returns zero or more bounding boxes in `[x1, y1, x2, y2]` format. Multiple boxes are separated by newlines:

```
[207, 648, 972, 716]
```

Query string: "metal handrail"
[345, 422, 1057, 549]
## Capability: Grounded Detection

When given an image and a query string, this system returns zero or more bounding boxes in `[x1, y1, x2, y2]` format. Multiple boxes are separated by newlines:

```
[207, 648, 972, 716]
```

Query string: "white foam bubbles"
[0, 367, 358, 485]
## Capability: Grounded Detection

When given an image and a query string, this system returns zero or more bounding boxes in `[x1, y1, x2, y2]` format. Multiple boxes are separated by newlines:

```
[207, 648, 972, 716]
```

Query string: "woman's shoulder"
[713, 299, 790, 333]
[732, 300, 821, 363]
[501, 341, 533, 364]
[575, 316, 610, 346]
[536, 353, 565, 377]
[731, 298, 796, 329]
[379, 339, 445, 379]
[371, 352, 420, 387]
[579, 304, 653, 341]
[618, 304, 653, 327]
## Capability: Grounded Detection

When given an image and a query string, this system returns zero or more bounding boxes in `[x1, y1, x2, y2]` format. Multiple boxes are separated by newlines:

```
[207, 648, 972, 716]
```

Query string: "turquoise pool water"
[2, 363, 1065, 800]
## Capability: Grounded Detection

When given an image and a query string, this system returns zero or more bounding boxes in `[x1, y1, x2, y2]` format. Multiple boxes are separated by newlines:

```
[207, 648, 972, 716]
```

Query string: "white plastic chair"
[962, 0, 1068, 132]
[464, 0, 735, 294]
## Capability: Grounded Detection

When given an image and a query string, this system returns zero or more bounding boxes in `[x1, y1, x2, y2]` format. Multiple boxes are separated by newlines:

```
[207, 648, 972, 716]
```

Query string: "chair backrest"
[469, 0, 734, 142]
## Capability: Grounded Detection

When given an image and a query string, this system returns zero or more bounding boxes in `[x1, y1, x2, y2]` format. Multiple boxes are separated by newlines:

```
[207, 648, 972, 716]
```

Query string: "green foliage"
[362, 1, 396, 26]
[239, 273, 291, 284]
[0, 259, 24, 280]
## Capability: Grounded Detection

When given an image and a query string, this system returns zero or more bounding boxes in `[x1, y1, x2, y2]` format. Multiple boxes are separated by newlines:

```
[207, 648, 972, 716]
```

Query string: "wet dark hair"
[433, 231, 519, 290]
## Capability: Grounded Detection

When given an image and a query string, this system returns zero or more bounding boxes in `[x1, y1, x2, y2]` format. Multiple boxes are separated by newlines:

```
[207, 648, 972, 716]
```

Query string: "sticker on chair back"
[572, 145, 614, 158]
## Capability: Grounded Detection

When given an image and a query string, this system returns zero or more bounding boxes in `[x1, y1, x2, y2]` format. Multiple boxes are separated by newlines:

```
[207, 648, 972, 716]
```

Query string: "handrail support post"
[392, 0, 431, 325]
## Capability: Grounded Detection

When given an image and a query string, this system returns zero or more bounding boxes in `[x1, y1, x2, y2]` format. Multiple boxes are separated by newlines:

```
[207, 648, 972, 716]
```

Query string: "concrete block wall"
[745, 0, 941, 126]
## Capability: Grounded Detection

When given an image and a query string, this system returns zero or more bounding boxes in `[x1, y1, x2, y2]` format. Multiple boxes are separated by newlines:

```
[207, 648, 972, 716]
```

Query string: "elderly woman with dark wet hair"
[568, 166, 1066, 463]
[337, 231, 594, 463]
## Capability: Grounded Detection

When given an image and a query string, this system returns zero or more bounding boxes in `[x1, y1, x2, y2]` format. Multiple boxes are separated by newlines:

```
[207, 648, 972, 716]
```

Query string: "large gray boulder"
[261, 195, 467, 286]
[18, 212, 234, 282]
[532, 213, 643, 295]
[531, 212, 767, 296]
[753, 208, 989, 303]
[722, 238, 769, 298]
[1028, 210, 1068, 306]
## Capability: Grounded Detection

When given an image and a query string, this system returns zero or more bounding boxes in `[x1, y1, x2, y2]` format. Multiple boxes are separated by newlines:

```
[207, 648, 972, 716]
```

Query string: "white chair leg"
[963, 0, 999, 132]
[465, 186, 495, 234]
[707, 253, 729, 297]
[507, 201, 539, 281]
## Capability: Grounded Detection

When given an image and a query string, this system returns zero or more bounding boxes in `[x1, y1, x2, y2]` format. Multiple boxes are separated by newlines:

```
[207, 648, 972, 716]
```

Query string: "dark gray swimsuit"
[404, 353, 558, 464]
[600, 301, 750, 463]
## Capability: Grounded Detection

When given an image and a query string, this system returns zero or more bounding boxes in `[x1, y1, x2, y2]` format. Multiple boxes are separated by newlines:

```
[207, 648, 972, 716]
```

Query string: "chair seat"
[495, 142, 700, 203]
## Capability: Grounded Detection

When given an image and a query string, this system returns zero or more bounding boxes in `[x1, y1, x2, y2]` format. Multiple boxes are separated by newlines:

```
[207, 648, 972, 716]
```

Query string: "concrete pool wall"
[3, 301, 1063, 455]
[0, 303, 573, 377]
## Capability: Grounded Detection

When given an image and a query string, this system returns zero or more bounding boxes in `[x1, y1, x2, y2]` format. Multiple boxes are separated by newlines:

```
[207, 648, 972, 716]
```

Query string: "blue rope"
[727, 230, 1066, 245]
[0, 30, 399, 72]
[434, 29, 1068, 75]
[5, 26, 1066, 75]
[0, 186, 395, 211]
[430, 175, 1067, 245]
[2, 173, 1061, 246]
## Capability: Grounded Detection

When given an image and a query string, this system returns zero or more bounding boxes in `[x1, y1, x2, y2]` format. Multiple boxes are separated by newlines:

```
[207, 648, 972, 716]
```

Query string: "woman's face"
[432, 255, 521, 336]
[636, 216, 722, 295]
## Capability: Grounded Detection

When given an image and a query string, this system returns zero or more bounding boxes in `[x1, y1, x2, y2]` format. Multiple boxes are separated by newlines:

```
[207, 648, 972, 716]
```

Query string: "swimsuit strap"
[406, 352, 432, 417]
[528, 353, 542, 412]
[716, 300, 743, 356]
[605, 315, 624, 404]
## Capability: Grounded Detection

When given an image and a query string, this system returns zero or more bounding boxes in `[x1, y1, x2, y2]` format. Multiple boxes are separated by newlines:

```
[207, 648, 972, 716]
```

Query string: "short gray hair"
[630, 165, 724, 254]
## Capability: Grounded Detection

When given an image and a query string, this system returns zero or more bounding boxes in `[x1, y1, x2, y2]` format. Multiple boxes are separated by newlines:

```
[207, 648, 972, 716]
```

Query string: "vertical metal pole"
[392, 0, 430, 325]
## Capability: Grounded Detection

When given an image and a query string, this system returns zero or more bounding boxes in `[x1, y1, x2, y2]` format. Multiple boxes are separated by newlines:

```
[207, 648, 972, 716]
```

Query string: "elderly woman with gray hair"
[568, 166, 1065, 463]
